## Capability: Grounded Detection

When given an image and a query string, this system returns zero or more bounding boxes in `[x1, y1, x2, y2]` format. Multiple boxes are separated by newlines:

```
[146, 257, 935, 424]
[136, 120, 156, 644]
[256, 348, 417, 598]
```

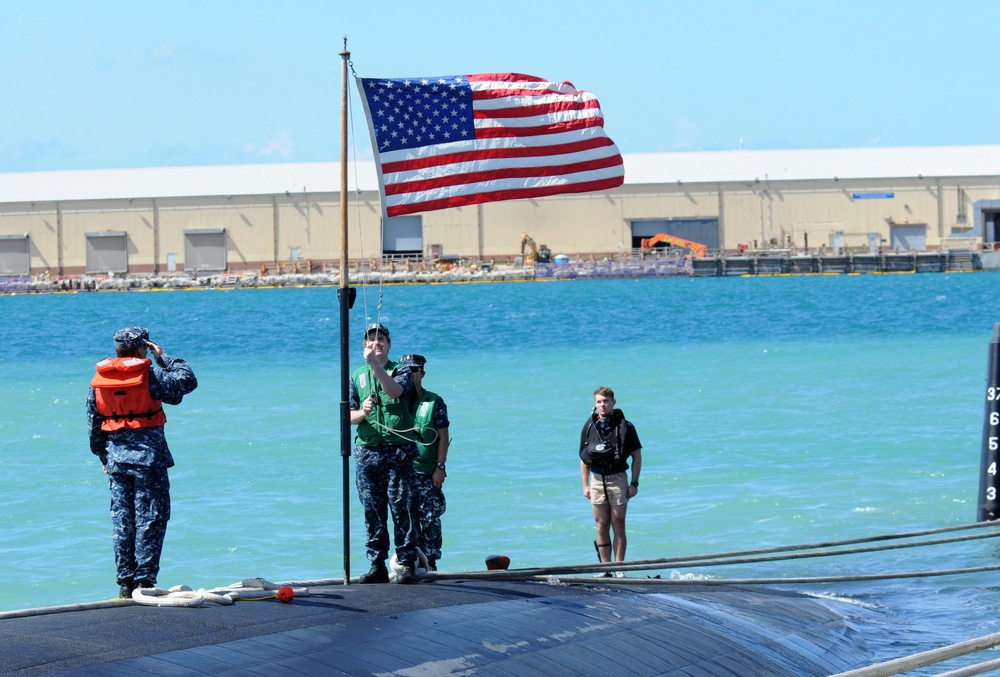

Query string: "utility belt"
[105, 408, 164, 422]
[354, 440, 418, 457]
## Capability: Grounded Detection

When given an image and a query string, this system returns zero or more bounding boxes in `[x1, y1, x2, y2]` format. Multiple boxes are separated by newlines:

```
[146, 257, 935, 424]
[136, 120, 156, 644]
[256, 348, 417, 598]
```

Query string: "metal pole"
[338, 39, 353, 584]
[977, 322, 1000, 522]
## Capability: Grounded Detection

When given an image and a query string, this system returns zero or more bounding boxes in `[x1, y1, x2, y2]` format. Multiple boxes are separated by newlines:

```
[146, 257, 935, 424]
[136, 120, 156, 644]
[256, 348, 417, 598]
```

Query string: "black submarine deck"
[0, 579, 870, 676]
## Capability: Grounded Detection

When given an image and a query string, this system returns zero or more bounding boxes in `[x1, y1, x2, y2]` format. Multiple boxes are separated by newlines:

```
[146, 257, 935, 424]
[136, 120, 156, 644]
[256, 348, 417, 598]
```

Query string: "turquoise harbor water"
[3, 273, 1000, 672]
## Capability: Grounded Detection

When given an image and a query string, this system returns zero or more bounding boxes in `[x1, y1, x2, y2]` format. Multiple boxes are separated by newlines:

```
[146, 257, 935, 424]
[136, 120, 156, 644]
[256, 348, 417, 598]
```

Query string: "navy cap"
[113, 326, 149, 350]
[363, 322, 390, 340]
[399, 354, 426, 370]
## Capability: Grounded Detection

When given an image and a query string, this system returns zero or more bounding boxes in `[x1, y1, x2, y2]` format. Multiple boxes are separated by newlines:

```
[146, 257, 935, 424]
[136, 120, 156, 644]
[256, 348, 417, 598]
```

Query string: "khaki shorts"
[590, 471, 628, 506]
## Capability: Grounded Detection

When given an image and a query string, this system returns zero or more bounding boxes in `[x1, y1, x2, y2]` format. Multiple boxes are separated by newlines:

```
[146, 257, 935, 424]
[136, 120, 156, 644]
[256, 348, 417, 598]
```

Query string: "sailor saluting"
[87, 326, 198, 599]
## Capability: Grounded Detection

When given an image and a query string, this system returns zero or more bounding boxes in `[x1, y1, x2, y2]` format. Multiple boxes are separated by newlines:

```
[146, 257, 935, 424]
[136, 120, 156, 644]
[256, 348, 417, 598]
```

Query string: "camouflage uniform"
[411, 390, 450, 563]
[87, 327, 197, 589]
[349, 362, 420, 565]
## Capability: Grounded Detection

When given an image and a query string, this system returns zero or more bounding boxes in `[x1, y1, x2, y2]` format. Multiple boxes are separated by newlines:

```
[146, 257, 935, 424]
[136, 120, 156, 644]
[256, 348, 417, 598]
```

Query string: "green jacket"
[352, 360, 415, 447]
[412, 388, 444, 472]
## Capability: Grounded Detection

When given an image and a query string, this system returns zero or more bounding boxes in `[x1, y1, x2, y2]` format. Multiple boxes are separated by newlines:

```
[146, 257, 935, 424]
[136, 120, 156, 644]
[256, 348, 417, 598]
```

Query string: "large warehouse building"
[1, 144, 999, 277]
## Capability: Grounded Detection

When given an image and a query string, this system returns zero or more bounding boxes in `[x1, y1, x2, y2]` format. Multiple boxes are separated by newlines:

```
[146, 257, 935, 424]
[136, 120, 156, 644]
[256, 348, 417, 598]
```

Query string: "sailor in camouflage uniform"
[399, 354, 450, 571]
[349, 323, 420, 584]
[87, 326, 198, 598]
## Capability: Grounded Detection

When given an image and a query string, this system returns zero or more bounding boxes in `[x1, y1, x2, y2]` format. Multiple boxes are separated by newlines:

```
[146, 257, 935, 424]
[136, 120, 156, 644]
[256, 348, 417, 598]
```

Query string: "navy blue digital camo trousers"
[413, 471, 446, 562]
[353, 443, 419, 564]
[108, 464, 170, 585]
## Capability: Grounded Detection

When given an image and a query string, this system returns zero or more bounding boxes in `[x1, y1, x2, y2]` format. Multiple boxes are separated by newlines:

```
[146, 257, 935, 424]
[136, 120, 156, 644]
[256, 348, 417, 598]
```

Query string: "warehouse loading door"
[85, 232, 128, 274]
[984, 210, 1000, 246]
[889, 225, 926, 252]
[974, 200, 1000, 247]
[184, 229, 227, 272]
[383, 216, 422, 256]
[0, 234, 29, 275]
[630, 218, 719, 250]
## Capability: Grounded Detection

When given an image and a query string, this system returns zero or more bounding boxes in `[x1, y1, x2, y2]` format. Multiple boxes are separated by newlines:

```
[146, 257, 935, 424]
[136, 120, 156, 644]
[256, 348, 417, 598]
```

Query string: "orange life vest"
[91, 357, 167, 431]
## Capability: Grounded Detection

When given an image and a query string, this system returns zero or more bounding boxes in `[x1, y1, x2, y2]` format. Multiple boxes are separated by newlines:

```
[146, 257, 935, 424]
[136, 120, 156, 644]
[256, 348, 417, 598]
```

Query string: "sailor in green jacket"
[400, 354, 450, 571]
[349, 323, 420, 584]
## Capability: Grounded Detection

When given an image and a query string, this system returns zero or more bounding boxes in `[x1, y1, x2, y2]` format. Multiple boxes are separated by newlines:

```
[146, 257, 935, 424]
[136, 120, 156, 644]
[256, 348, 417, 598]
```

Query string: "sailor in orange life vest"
[580, 386, 642, 573]
[87, 326, 198, 599]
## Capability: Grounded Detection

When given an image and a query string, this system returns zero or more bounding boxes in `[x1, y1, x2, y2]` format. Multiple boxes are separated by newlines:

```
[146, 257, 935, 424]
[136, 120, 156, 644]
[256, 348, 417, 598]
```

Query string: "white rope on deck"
[128, 577, 310, 607]
[827, 630, 1000, 677]
[0, 577, 311, 617]
[934, 657, 1000, 677]
[129, 577, 312, 607]
[131, 585, 235, 607]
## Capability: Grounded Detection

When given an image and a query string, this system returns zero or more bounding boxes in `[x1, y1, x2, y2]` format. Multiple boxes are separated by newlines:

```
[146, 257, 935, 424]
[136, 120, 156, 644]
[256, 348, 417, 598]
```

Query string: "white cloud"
[150, 42, 175, 61]
[246, 127, 293, 159]
[668, 115, 704, 152]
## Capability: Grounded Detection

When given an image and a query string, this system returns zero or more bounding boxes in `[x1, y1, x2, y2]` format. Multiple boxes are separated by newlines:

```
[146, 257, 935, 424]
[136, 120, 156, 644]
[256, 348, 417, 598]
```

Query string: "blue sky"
[2, 0, 997, 173]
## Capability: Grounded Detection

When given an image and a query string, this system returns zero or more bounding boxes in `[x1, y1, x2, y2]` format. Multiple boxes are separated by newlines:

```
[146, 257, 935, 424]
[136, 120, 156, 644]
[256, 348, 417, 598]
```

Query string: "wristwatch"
[437, 462, 446, 470]
[630, 480, 639, 488]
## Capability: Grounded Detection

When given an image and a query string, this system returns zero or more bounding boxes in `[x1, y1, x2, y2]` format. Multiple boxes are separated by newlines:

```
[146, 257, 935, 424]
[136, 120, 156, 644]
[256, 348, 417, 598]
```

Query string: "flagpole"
[338, 38, 353, 586]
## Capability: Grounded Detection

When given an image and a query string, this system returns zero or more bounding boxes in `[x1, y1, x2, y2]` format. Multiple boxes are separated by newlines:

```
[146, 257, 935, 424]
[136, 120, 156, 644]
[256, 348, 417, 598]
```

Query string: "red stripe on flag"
[475, 116, 606, 139]
[381, 136, 616, 174]
[473, 98, 601, 120]
[384, 155, 625, 197]
[386, 177, 624, 218]
[472, 85, 577, 100]
[466, 72, 550, 84]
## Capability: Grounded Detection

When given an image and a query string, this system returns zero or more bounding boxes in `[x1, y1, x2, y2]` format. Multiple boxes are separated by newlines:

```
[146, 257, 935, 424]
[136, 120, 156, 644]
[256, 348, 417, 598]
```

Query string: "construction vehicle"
[521, 232, 552, 265]
[639, 233, 708, 258]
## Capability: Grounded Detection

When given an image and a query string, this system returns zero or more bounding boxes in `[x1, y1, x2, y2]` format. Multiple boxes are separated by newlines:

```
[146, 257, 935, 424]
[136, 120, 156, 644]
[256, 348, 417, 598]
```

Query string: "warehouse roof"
[1, 145, 998, 205]
[0, 161, 378, 205]
[625, 145, 1000, 185]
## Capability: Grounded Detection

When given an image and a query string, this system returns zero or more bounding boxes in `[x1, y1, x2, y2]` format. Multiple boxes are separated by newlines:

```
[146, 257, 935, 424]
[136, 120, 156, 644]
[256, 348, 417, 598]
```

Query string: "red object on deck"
[485, 555, 511, 571]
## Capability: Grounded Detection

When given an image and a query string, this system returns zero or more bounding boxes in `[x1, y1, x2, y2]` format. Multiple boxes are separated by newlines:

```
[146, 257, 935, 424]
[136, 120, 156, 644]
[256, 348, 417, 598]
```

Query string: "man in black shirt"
[579, 386, 642, 570]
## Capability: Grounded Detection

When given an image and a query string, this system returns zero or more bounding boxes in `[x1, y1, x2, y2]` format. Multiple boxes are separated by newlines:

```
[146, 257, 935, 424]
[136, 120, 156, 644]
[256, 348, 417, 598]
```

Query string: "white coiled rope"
[389, 549, 431, 581]
[131, 578, 309, 607]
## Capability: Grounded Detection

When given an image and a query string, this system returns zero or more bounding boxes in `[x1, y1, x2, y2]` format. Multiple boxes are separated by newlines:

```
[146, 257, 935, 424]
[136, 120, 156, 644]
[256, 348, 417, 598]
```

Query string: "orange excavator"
[639, 233, 708, 258]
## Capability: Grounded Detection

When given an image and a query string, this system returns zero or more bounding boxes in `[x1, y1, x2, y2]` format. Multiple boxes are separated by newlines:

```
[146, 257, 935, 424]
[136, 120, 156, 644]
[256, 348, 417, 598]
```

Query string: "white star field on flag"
[365, 77, 476, 153]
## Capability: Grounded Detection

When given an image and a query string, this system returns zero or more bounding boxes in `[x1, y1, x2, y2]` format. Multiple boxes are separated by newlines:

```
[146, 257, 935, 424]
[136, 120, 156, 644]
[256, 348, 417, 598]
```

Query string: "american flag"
[357, 73, 624, 218]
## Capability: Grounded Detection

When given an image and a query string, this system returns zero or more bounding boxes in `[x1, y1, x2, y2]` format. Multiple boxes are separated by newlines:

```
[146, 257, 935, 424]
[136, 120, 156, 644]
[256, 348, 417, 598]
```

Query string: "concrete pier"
[690, 250, 977, 277]
[0, 249, 989, 294]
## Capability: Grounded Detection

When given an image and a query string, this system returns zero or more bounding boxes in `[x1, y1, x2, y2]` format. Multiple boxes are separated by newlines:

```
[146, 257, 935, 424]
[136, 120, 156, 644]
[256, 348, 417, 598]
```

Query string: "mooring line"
[623, 529, 1000, 572]
[531, 562, 1000, 586]
[828, 629, 1000, 677]
[423, 521, 1000, 582]
[612, 521, 1000, 569]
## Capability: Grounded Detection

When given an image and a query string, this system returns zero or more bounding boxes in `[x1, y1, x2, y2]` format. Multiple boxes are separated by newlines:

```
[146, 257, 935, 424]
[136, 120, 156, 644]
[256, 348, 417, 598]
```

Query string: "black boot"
[359, 560, 389, 584]
[118, 579, 134, 599]
[396, 561, 417, 585]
